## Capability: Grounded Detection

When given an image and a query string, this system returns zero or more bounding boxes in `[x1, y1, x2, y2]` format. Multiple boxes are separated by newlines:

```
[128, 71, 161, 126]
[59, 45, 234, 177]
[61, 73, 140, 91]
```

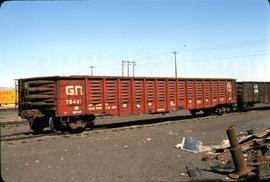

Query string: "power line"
[138, 52, 270, 66]
[134, 40, 270, 61]
[182, 40, 270, 53]
[186, 52, 270, 63]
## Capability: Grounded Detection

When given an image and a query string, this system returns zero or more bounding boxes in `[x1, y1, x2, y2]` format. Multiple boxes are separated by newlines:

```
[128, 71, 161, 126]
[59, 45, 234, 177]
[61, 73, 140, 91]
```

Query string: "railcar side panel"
[87, 78, 103, 114]
[57, 80, 86, 117]
[243, 83, 255, 103]
[226, 80, 230, 102]
[259, 83, 264, 103]
[269, 82, 270, 104]
[178, 80, 186, 109]
[168, 80, 177, 111]
[195, 80, 203, 108]
[145, 80, 155, 113]
[18, 79, 57, 116]
[55, 78, 238, 117]
[132, 79, 145, 114]
[231, 81, 237, 102]
[119, 80, 132, 115]
[104, 79, 118, 115]
[186, 80, 195, 109]
[211, 80, 219, 107]
[265, 82, 270, 104]
[218, 80, 225, 104]
[203, 80, 211, 108]
[156, 80, 167, 112]
[237, 82, 270, 105]
[19, 76, 238, 120]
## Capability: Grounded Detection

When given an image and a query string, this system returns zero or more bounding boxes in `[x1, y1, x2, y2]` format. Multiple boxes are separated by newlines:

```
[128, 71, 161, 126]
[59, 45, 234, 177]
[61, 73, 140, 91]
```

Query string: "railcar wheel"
[229, 105, 234, 112]
[189, 110, 197, 116]
[67, 120, 87, 133]
[203, 109, 212, 116]
[246, 105, 251, 111]
[49, 117, 65, 133]
[29, 117, 46, 134]
[216, 107, 225, 115]
[242, 104, 248, 112]
[87, 121, 95, 130]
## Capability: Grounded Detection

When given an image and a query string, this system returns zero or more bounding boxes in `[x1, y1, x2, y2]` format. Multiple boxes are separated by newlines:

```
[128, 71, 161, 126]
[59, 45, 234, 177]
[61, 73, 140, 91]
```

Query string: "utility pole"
[122, 60, 136, 77]
[89, 66, 94, 76]
[127, 61, 131, 77]
[122, 60, 128, 77]
[132, 61, 136, 77]
[172, 51, 178, 78]
[122, 60, 125, 77]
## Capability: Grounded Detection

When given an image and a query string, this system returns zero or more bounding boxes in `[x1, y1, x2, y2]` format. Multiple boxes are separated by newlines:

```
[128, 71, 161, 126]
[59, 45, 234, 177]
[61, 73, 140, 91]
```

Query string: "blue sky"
[0, 0, 270, 87]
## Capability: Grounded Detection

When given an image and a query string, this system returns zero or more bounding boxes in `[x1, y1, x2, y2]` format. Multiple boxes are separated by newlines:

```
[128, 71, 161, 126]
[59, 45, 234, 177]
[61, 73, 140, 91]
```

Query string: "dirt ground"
[1, 109, 270, 182]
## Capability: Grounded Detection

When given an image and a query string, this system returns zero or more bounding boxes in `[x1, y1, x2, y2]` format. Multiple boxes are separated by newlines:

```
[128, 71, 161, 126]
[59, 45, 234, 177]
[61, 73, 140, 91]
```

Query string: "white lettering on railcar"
[72, 110, 82, 114]
[170, 101, 175, 106]
[254, 84, 259, 93]
[105, 105, 117, 110]
[66, 85, 84, 95]
[157, 108, 165, 111]
[227, 82, 232, 92]
[65, 99, 82, 105]
[88, 103, 104, 111]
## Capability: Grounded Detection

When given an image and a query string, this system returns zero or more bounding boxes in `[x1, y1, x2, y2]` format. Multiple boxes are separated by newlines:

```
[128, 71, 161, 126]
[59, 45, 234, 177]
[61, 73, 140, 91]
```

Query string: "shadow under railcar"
[94, 112, 206, 129]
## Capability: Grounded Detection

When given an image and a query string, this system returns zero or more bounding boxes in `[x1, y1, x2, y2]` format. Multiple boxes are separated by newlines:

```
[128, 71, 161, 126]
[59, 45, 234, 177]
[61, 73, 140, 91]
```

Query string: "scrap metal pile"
[205, 126, 270, 181]
[176, 126, 270, 181]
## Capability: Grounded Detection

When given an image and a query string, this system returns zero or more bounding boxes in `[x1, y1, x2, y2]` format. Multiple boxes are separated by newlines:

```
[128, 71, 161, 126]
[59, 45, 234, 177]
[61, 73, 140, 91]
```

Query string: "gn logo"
[66, 85, 84, 95]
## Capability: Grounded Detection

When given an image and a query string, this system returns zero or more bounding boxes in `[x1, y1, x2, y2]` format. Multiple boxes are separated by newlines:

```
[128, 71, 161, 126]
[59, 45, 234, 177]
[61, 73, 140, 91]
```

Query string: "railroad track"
[1, 105, 269, 128]
[2, 108, 270, 142]
[0, 112, 246, 142]
[0, 120, 28, 126]
[1, 132, 55, 142]
[0, 125, 153, 142]
[1, 121, 174, 142]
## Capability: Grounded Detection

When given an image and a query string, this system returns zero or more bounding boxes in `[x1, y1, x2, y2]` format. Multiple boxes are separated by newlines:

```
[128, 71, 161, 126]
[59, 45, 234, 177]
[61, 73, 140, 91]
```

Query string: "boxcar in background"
[0, 90, 17, 107]
[237, 82, 270, 111]
[18, 76, 237, 133]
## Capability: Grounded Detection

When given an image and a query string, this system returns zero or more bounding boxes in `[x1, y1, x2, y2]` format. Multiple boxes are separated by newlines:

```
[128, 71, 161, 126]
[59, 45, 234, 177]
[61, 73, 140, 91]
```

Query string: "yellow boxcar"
[0, 90, 18, 105]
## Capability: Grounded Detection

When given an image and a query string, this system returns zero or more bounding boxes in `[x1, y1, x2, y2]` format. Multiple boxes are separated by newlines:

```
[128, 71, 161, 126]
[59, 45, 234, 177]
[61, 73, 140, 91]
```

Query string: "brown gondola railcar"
[237, 81, 270, 111]
[18, 76, 237, 133]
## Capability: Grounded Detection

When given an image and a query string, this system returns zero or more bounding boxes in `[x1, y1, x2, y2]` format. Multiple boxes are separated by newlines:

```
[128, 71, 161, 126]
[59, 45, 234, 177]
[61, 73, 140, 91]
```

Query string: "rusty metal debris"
[175, 126, 270, 180]
[226, 126, 252, 179]
[205, 126, 270, 181]
[186, 166, 202, 177]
